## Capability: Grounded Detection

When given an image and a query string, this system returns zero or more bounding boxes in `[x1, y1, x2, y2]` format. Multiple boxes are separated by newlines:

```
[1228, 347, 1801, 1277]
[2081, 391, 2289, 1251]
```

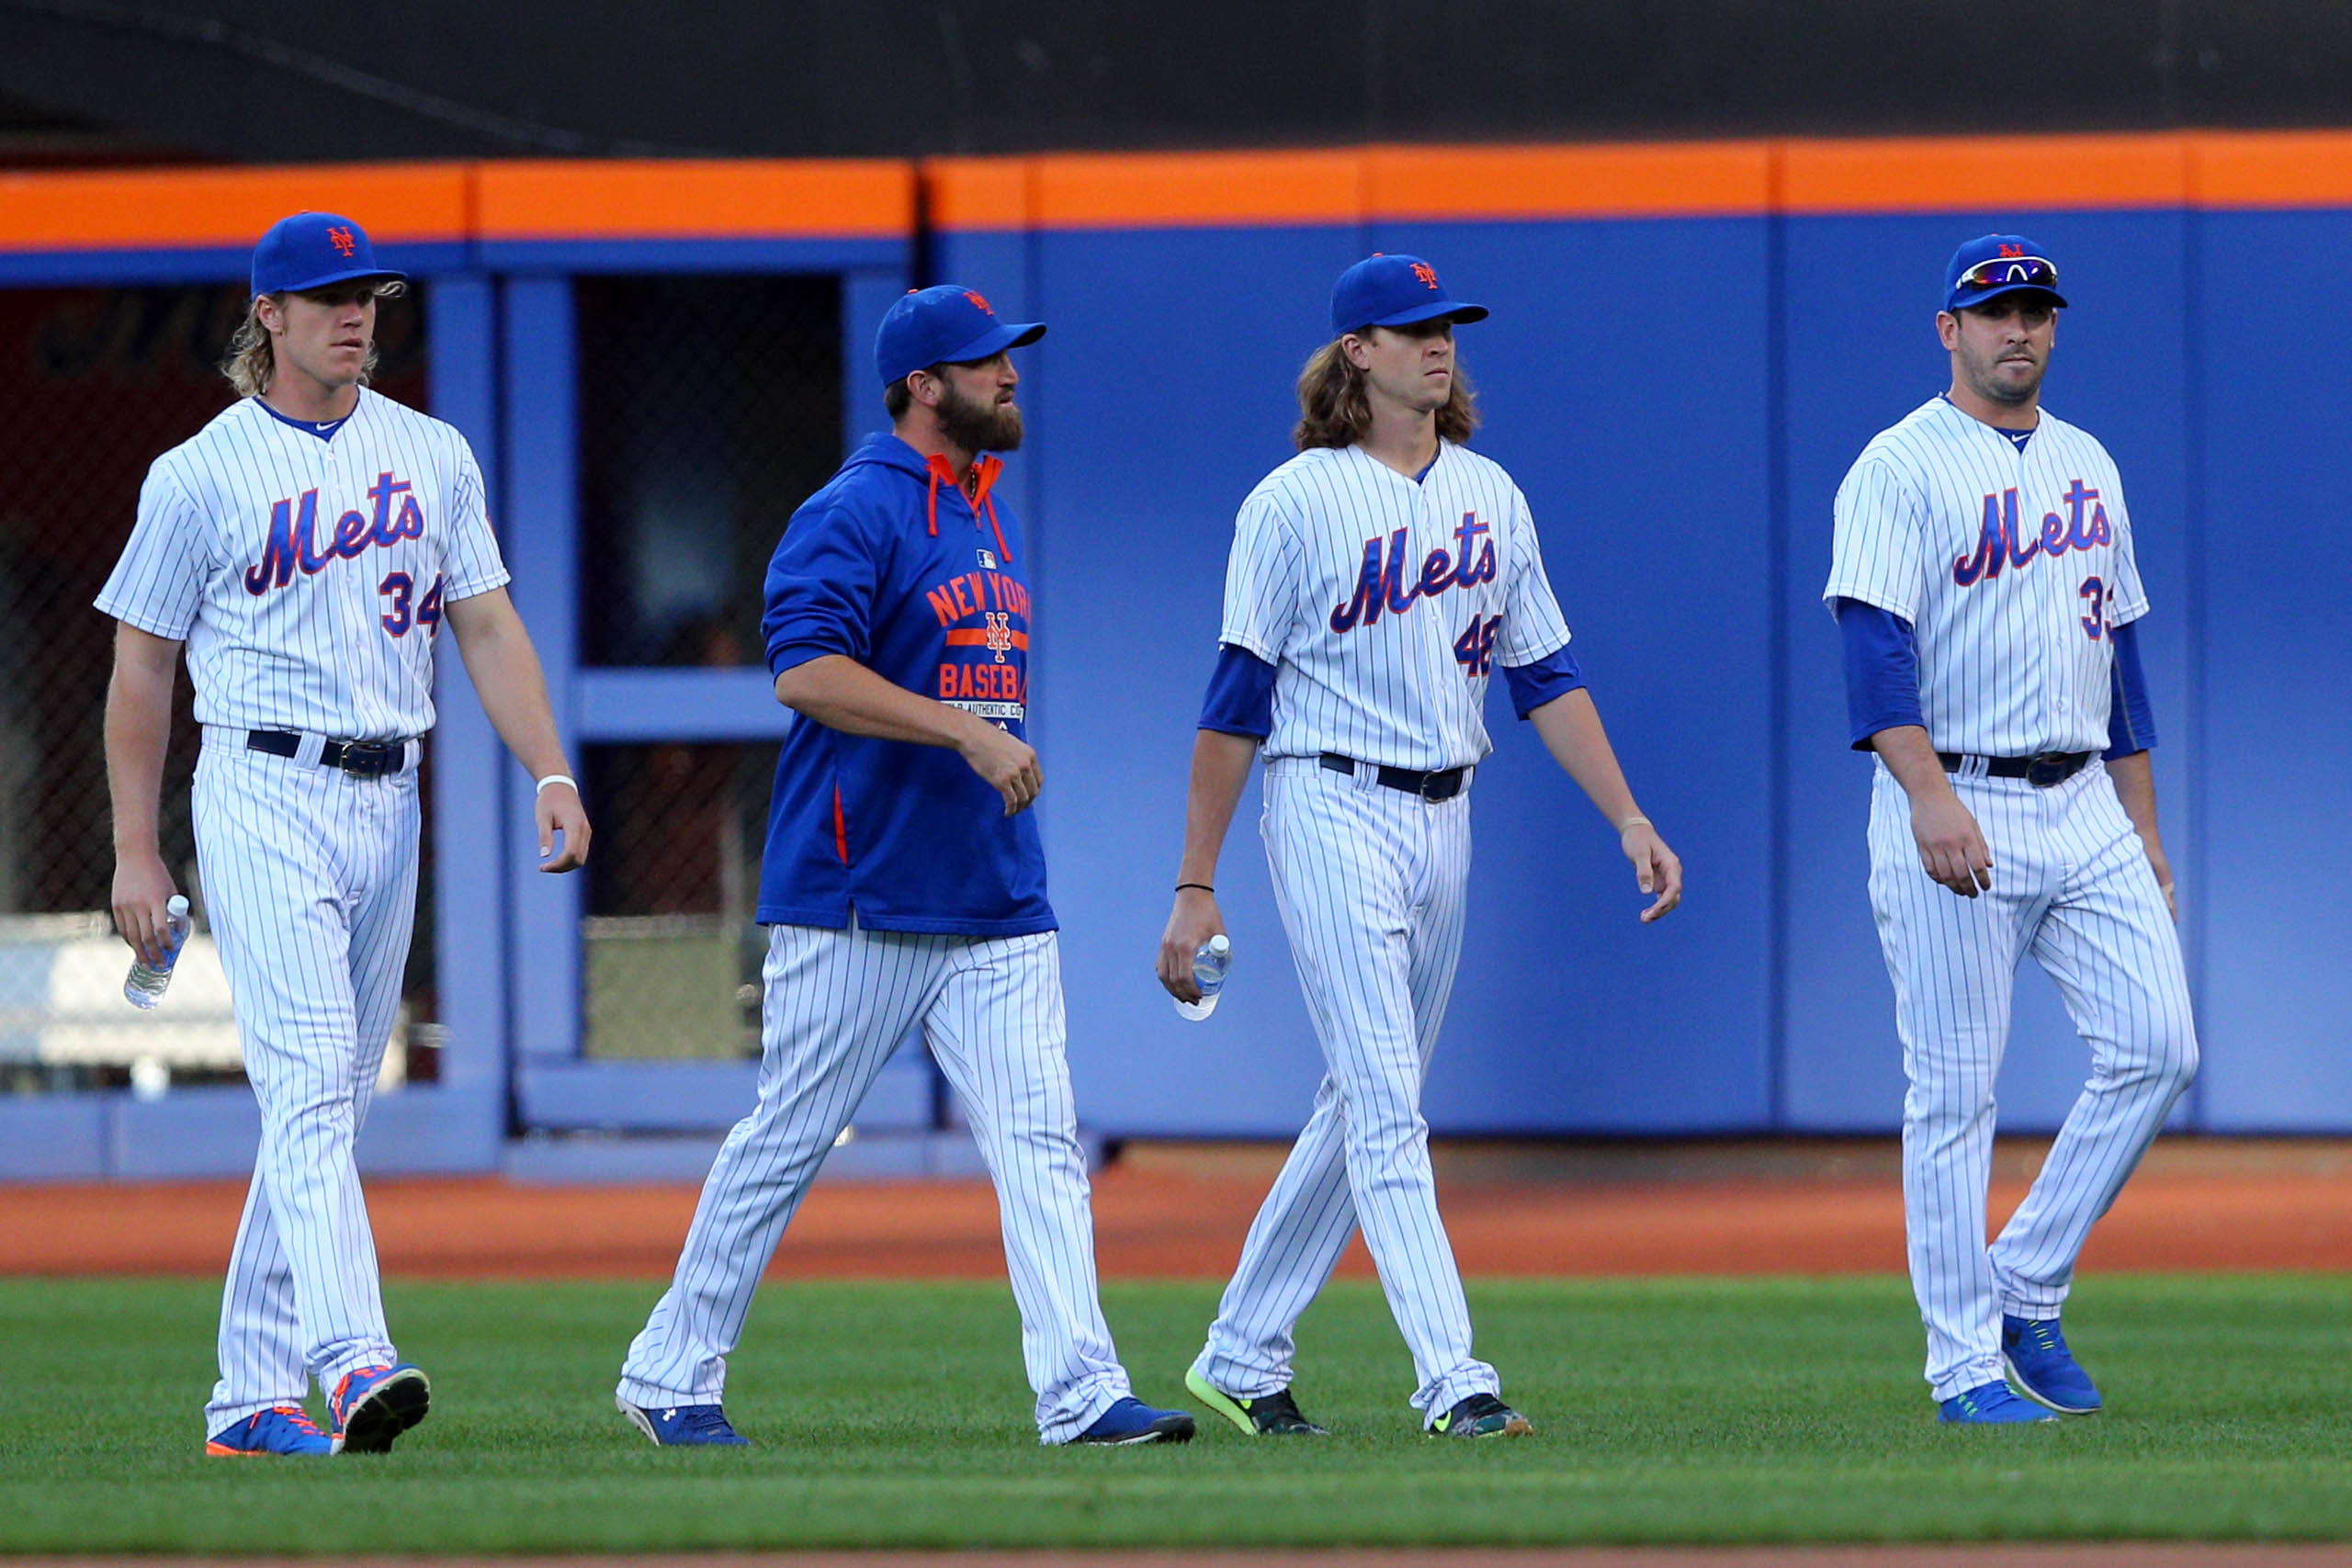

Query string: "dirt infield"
[4, 1135, 2347, 1279]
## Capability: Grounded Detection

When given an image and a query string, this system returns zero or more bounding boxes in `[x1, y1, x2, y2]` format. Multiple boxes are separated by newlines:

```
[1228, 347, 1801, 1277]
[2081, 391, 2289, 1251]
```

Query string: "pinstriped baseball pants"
[1868, 758, 2197, 1402]
[1193, 756, 1497, 1422]
[617, 920, 1134, 1443]
[195, 736, 415, 1431]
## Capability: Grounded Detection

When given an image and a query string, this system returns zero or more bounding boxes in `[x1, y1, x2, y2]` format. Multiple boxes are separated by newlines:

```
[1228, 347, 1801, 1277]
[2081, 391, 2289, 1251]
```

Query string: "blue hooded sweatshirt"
[756, 432, 1052, 936]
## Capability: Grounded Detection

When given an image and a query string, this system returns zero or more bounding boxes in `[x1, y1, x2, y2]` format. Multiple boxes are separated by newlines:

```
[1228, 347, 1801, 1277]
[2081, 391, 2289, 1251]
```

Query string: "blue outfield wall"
[942, 204, 2347, 1136]
[2193, 210, 2352, 1130]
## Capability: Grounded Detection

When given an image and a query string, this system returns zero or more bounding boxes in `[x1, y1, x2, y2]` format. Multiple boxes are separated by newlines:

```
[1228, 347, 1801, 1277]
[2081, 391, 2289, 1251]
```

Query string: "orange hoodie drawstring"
[922, 452, 1013, 562]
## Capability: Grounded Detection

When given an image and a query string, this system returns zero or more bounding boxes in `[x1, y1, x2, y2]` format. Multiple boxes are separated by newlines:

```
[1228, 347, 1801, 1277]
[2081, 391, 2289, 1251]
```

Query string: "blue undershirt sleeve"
[2104, 619, 2158, 760]
[1500, 642, 1586, 719]
[1836, 596, 1926, 750]
[1197, 642, 1276, 739]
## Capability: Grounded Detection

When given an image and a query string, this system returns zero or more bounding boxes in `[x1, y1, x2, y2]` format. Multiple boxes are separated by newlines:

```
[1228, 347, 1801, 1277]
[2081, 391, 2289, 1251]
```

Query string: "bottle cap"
[1207, 934, 1229, 954]
[166, 895, 190, 917]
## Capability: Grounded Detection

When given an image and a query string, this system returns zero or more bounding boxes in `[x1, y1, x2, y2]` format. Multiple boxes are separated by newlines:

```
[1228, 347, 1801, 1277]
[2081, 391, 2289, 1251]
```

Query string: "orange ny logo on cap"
[1998, 243, 2024, 257]
[328, 226, 358, 257]
[1410, 263, 1439, 289]
[965, 290, 993, 313]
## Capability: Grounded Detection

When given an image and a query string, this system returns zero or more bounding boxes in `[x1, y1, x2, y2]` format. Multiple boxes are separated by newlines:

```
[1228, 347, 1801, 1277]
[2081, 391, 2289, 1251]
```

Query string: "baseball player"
[1826, 235, 2196, 1424]
[100, 211, 590, 1457]
[614, 286, 1193, 1449]
[1156, 254, 1681, 1439]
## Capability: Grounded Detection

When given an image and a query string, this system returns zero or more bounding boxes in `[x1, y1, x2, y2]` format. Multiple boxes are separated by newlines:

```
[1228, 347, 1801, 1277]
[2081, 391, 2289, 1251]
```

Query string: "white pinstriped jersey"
[1220, 440, 1574, 773]
[1825, 397, 2148, 757]
[96, 387, 510, 740]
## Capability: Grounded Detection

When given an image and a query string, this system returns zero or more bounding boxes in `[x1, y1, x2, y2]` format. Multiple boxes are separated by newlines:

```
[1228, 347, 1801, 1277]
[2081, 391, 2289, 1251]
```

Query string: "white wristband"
[536, 773, 578, 795]
[1616, 814, 1652, 833]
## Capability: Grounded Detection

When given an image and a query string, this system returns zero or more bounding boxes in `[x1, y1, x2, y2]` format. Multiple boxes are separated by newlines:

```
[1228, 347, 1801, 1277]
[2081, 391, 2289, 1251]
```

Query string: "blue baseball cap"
[1330, 254, 1487, 338]
[1943, 234, 2068, 314]
[876, 285, 1046, 386]
[250, 211, 406, 299]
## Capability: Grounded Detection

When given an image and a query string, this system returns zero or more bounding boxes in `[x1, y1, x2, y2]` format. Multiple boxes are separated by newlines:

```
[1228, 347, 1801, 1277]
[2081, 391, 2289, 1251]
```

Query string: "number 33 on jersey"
[1827, 398, 2148, 759]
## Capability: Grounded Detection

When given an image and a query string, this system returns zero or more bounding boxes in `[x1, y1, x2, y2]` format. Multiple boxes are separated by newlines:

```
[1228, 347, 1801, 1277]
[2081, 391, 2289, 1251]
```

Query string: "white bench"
[0, 911, 404, 1093]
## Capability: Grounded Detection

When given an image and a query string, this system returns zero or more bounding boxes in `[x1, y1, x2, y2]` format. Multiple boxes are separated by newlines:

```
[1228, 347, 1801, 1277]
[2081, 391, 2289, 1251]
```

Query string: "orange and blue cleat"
[329, 1362, 431, 1453]
[205, 1404, 331, 1457]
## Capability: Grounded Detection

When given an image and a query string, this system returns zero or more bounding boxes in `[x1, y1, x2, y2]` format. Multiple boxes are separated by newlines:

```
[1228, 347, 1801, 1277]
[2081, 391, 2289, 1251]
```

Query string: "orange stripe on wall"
[473, 159, 914, 241]
[1030, 150, 1366, 230]
[6, 133, 2352, 256]
[0, 164, 469, 251]
[1368, 141, 1772, 220]
[2193, 130, 2352, 209]
[925, 157, 1034, 232]
[1778, 134, 2192, 214]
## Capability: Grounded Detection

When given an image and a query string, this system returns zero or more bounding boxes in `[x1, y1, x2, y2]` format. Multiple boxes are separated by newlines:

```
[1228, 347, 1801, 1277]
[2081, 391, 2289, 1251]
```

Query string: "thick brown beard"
[936, 380, 1023, 453]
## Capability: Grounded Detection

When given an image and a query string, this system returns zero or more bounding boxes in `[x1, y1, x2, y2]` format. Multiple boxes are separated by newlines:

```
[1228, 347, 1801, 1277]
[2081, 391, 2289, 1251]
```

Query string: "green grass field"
[1, 1274, 2346, 1550]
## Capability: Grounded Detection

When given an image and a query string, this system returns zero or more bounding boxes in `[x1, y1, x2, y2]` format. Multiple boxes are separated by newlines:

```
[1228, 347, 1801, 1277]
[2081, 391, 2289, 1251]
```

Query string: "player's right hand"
[111, 853, 181, 965]
[1911, 792, 1994, 897]
[959, 722, 1043, 816]
[1157, 888, 1225, 1003]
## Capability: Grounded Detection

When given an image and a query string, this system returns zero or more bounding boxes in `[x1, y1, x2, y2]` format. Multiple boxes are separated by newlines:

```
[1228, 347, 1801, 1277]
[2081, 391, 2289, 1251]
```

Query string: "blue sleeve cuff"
[2104, 618, 2158, 759]
[1837, 596, 1925, 749]
[1198, 642, 1276, 739]
[1500, 642, 1586, 719]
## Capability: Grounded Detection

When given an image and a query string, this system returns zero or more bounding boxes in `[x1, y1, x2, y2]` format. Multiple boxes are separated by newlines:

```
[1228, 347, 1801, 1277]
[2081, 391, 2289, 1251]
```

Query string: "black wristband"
[1175, 882, 1214, 894]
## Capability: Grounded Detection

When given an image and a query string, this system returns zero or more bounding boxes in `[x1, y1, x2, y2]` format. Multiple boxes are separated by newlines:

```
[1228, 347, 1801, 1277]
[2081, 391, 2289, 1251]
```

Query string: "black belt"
[246, 730, 410, 776]
[1320, 752, 1466, 802]
[1938, 750, 2092, 788]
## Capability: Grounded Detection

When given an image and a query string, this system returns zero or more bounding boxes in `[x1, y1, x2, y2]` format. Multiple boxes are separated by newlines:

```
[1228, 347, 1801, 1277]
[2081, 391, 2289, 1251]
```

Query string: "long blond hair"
[1293, 334, 1480, 452]
[220, 280, 406, 398]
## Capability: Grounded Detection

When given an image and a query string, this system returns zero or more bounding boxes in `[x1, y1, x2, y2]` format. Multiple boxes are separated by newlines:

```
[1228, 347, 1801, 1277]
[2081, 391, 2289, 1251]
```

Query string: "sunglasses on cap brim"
[1955, 255, 2059, 293]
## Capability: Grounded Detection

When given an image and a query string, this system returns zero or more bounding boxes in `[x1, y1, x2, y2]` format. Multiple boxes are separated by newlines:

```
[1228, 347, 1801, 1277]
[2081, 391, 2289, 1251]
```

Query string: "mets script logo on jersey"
[1951, 481, 2109, 588]
[244, 474, 425, 595]
[1329, 513, 1497, 633]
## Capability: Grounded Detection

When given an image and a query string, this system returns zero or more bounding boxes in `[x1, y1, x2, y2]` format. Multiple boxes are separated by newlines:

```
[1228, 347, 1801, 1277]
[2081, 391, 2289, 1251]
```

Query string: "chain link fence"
[571, 274, 848, 1059]
[0, 281, 434, 1098]
[576, 274, 843, 669]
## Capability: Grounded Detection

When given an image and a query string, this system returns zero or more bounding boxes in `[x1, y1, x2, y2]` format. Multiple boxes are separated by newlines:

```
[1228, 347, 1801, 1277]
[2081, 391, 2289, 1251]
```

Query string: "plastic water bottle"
[123, 895, 192, 1010]
[1174, 933, 1232, 1021]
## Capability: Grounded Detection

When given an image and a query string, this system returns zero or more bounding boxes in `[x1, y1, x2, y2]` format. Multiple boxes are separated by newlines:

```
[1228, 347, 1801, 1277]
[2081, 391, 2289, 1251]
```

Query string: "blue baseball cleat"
[1939, 1378, 2062, 1424]
[616, 1394, 750, 1446]
[2003, 1314, 2103, 1414]
[1070, 1396, 1196, 1445]
[205, 1404, 332, 1457]
[329, 1361, 430, 1453]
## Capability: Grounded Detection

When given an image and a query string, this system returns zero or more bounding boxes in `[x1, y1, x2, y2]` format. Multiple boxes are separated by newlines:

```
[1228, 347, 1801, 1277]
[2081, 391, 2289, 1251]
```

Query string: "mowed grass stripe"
[0, 1275, 2346, 1548]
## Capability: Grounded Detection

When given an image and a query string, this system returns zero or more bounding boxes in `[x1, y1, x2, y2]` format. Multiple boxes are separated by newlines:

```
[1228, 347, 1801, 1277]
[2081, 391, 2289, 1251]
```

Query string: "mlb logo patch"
[976, 548, 998, 570]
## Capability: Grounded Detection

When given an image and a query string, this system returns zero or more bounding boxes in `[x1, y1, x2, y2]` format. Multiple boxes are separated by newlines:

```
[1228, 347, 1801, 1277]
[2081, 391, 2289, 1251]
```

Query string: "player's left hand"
[1623, 823, 1682, 922]
[537, 781, 592, 873]
[1157, 887, 1226, 1002]
[2145, 842, 2177, 921]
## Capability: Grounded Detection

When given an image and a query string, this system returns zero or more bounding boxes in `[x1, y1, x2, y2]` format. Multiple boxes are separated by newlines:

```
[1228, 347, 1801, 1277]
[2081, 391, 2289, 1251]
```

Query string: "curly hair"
[220, 279, 406, 399]
[1293, 333, 1479, 452]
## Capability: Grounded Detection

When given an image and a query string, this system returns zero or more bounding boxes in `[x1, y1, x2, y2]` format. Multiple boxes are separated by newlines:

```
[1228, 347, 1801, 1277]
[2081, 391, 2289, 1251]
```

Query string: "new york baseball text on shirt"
[926, 567, 1032, 712]
[1328, 512, 1498, 633]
